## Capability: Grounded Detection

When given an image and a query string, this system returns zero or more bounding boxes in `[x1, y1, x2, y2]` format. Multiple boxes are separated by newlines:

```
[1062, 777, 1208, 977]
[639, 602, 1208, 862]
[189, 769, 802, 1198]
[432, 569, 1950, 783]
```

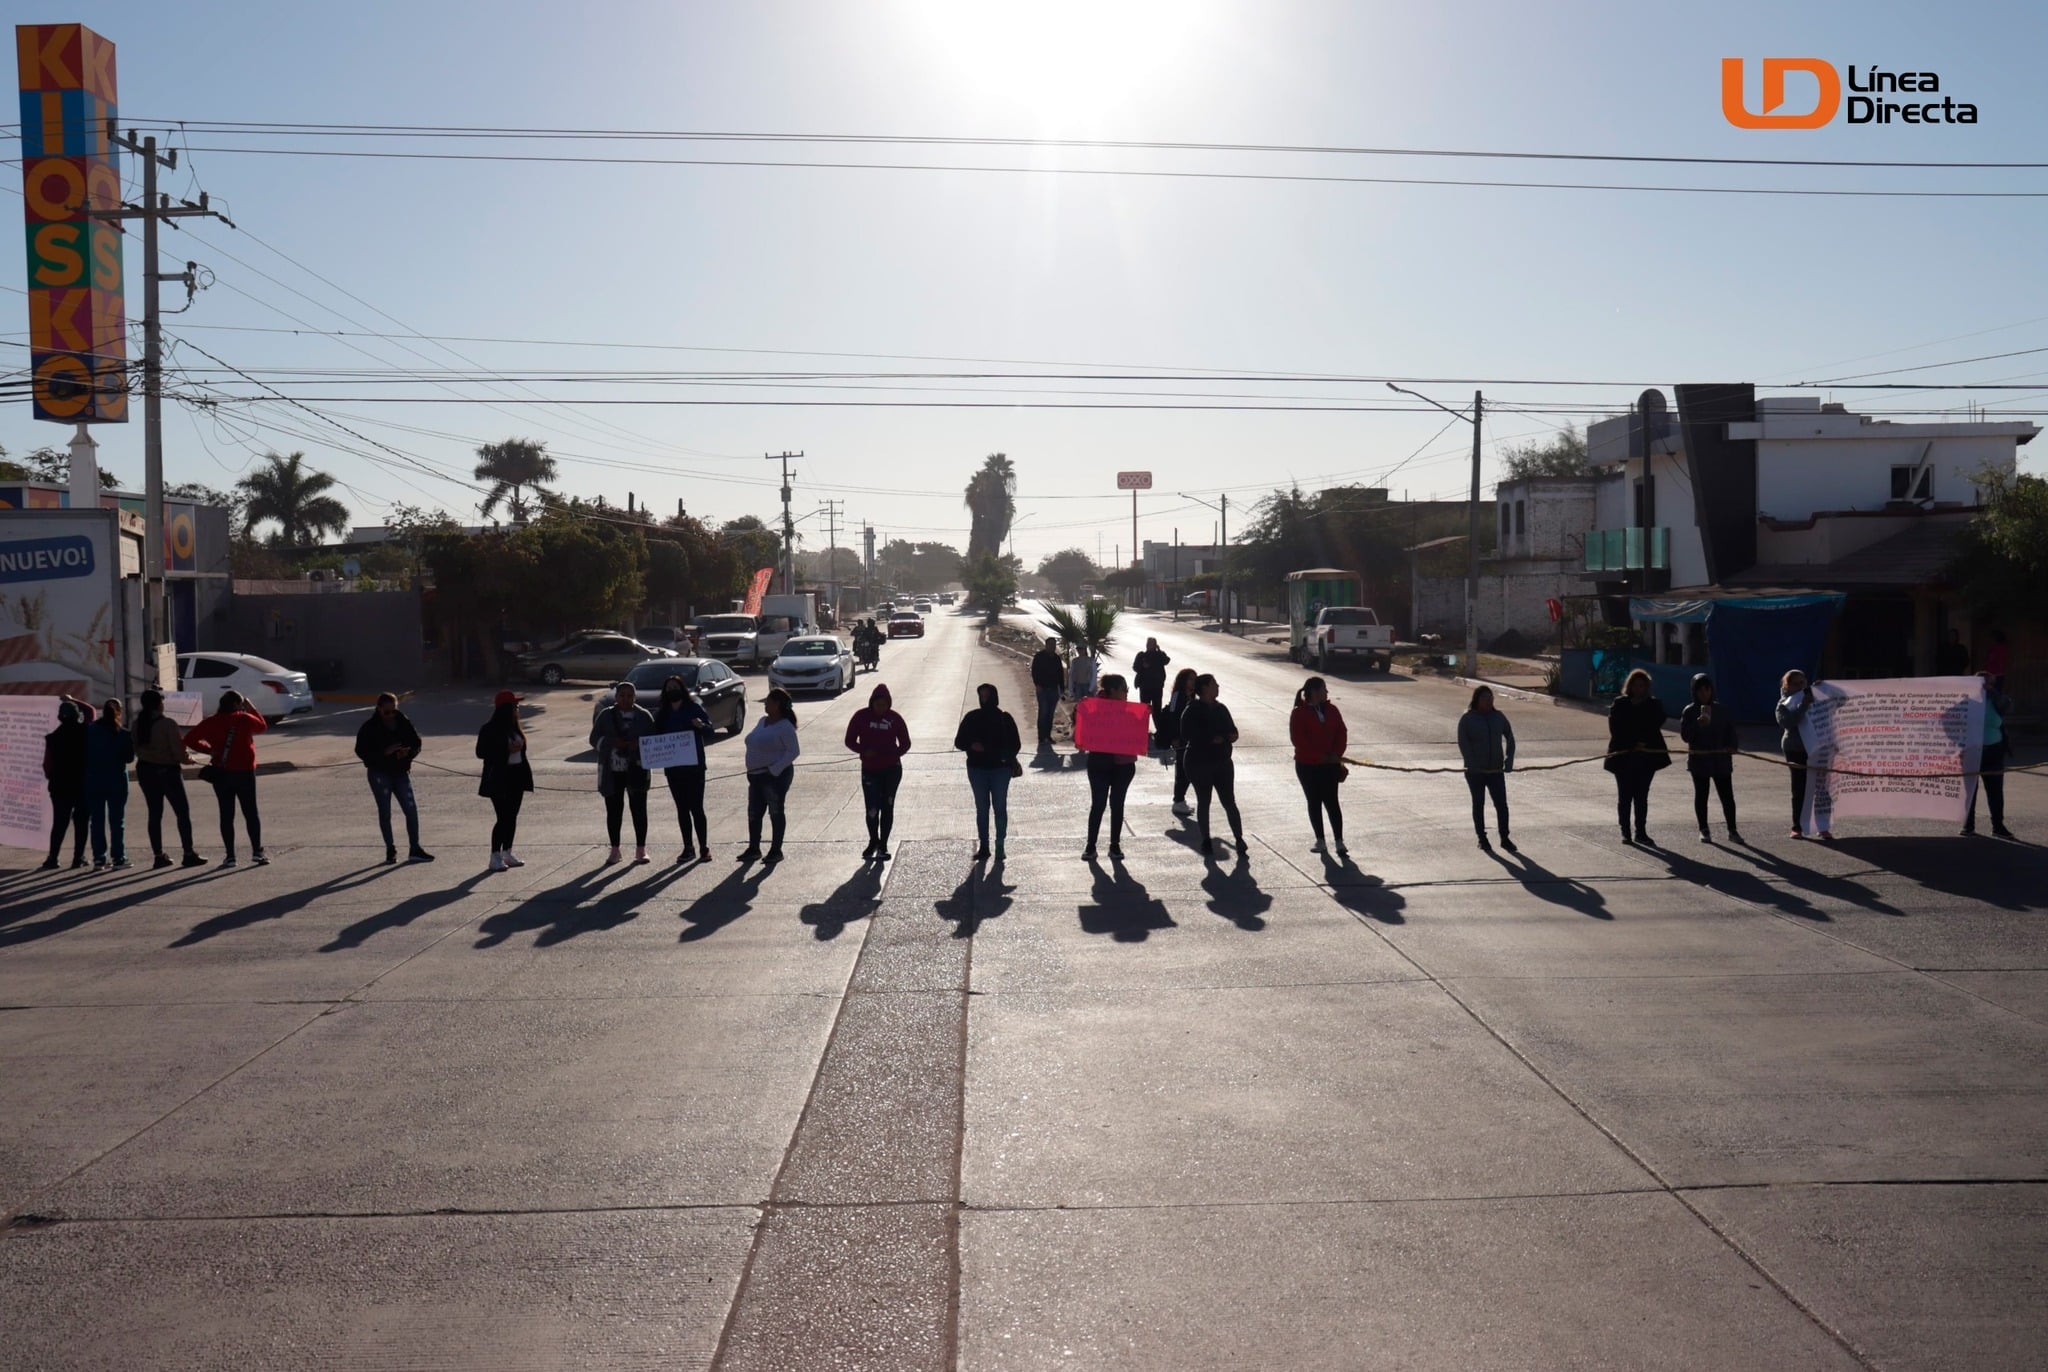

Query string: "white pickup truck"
[1307, 606, 1396, 673]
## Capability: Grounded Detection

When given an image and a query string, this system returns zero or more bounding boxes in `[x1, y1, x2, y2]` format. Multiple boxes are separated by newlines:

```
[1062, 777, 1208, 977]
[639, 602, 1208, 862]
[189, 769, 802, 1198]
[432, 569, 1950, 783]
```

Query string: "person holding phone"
[1679, 674, 1741, 845]
[590, 680, 655, 865]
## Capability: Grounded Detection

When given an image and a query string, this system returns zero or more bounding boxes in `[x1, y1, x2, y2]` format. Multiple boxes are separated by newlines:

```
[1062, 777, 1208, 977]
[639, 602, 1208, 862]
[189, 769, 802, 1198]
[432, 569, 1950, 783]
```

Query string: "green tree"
[963, 552, 1019, 621]
[1499, 423, 1590, 480]
[964, 452, 1017, 561]
[1951, 467, 2048, 623]
[473, 437, 559, 524]
[237, 451, 351, 547]
[0, 441, 121, 489]
[878, 539, 963, 593]
[1041, 598, 1120, 664]
[721, 515, 783, 582]
[1035, 547, 1102, 602]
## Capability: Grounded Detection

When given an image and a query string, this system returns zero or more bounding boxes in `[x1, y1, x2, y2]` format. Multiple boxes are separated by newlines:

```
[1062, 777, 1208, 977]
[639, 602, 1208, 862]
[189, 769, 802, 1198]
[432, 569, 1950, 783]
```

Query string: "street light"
[1387, 382, 1483, 675]
[1179, 492, 1230, 630]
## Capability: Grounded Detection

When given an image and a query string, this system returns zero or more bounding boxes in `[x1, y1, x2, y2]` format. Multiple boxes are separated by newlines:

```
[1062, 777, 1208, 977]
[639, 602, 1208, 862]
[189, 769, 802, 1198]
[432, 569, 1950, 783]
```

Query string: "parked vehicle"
[888, 610, 925, 639]
[176, 651, 317, 721]
[1286, 569, 1381, 670]
[760, 592, 819, 652]
[696, 614, 763, 669]
[622, 656, 747, 735]
[636, 625, 692, 653]
[519, 632, 677, 686]
[767, 635, 855, 694]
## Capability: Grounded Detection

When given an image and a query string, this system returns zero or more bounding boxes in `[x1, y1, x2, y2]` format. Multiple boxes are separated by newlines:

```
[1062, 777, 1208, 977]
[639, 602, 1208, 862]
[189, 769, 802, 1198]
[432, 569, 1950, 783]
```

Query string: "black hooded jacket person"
[41, 698, 92, 868]
[1678, 673, 1740, 842]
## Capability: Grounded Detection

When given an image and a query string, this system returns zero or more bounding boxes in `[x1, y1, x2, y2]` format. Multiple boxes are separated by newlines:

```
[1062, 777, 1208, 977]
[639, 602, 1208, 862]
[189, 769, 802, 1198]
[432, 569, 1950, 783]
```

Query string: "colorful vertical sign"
[18, 23, 127, 423]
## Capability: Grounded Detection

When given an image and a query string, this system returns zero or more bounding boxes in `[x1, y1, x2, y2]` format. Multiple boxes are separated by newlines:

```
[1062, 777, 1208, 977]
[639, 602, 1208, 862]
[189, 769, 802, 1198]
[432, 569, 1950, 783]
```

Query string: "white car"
[767, 635, 855, 694]
[915, 598, 933, 614]
[175, 651, 317, 722]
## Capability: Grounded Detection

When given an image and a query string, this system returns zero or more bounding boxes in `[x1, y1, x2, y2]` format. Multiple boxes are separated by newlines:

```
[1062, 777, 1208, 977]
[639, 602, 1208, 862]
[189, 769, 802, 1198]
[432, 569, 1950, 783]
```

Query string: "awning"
[1630, 591, 1844, 623]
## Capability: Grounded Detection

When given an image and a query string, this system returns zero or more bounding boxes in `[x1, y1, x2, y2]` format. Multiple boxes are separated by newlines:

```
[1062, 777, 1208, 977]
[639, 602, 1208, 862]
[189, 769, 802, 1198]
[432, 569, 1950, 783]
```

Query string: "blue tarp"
[1704, 595, 1843, 722]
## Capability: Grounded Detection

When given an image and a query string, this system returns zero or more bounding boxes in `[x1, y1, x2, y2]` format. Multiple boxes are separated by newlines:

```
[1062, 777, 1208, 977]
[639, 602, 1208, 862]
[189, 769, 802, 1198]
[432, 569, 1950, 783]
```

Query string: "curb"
[1455, 675, 1574, 709]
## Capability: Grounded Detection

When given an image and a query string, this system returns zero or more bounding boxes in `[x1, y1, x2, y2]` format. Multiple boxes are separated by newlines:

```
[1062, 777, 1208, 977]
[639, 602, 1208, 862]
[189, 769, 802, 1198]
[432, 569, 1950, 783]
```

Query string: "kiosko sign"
[17, 23, 127, 422]
[1721, 58, 1979, 128]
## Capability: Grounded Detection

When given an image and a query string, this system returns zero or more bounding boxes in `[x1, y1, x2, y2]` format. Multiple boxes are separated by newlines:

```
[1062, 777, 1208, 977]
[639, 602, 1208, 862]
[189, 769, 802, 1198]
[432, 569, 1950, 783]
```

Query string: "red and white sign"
[1116, 471, 1153, 490]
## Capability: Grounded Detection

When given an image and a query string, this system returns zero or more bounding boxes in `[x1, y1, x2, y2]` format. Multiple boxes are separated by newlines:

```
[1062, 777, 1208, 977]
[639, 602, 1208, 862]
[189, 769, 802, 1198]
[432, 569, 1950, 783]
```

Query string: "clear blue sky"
[8, 0, 2046, 565]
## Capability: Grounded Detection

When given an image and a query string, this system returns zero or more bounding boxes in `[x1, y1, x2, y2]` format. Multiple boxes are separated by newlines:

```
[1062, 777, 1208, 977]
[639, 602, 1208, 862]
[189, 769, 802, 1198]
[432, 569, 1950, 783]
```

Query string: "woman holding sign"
[1081, 674, 1142, 862]
[1775, 670, 1825, 840]
[590, 681, 655, 865]
[1605, 669, 1669, 847]
[653, 675, 715, 864]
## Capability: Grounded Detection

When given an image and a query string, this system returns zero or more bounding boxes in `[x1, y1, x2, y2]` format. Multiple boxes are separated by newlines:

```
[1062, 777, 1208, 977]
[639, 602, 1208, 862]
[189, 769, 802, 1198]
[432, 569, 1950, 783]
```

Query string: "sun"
[899, 0, 1224, 127]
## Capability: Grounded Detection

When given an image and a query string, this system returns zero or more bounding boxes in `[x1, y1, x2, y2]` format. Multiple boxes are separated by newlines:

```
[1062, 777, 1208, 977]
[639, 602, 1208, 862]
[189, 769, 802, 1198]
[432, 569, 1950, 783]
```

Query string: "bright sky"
[7, 0, 2048, 567]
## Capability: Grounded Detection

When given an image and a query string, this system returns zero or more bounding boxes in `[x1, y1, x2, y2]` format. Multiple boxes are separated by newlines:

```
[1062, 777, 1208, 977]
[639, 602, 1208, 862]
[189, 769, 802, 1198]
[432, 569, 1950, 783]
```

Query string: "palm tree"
[474, 437, 559, 524]
[236, 452, 350, 547]
[963, 452, 1017, 561]
[1041, 599, 1120, 693]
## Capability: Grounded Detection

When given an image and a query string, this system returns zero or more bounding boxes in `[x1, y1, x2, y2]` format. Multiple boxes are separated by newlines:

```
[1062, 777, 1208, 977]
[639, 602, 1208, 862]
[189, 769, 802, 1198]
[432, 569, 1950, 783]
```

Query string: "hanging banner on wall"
[1797, 676, 1985, 831]
[18, 22, 127, 423]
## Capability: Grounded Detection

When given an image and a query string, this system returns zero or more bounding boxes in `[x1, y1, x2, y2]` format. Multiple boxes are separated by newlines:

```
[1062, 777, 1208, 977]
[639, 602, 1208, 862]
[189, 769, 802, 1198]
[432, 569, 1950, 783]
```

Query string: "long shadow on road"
[933, 862, 1015, 939]
[1078, 857, 1175, 943]
[800, 865, 885, 941]
[677, 861, 774, 942]
[171, 866, 399, 947]
[1487, 848, 1612, 920]
[475, 861, 685, 947]
[323, 872, 495, 951]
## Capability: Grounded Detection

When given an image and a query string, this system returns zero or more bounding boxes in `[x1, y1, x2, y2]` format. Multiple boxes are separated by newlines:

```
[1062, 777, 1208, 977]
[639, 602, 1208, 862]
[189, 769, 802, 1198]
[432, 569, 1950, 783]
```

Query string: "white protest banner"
[638, 730, 700, 770]
[164, 692, 204, 727]
[1799, 676, 1984, 832]
[0, 695, 61, 852]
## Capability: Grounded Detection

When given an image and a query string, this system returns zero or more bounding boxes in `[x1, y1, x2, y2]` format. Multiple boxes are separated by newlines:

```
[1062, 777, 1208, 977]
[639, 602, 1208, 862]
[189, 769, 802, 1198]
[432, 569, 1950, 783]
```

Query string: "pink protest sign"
[1074, 697, 1151, 755]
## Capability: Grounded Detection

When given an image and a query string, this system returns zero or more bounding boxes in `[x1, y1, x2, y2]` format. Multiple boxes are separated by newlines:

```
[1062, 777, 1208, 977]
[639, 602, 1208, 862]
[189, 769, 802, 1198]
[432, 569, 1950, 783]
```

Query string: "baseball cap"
[493, 689, 523, 706]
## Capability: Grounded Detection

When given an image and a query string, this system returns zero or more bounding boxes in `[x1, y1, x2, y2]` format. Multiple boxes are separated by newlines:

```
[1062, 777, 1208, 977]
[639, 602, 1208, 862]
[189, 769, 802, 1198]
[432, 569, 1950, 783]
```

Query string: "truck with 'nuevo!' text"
[1285, 568, 1395, 674]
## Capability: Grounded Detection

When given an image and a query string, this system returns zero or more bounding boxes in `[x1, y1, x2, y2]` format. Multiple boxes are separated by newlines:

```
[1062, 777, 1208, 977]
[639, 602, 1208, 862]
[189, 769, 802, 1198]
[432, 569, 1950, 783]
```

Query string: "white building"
[1582, 388, 2036, 676]
[1414, 475, 1599, 647]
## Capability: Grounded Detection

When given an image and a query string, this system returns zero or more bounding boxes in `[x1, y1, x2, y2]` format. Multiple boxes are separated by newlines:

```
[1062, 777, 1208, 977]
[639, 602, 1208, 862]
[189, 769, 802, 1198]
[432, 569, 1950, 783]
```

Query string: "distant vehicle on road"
[1285, 568, 1393, 673]
[915, 597, 933, 614]
[519, 632, 677, 686]
[696, 614, 764, 669]
[175, 652, 316, 722]
[768, 635, 856, 694]
[622, 656, 747, 734]
[635, 625, 691, 653]
[888, 610, 925, 639]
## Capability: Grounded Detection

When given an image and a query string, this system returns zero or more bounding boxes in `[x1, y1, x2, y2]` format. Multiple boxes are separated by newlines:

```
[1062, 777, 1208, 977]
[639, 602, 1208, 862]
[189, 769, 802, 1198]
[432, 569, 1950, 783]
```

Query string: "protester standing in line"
[354, 692, 433, 864]
[1983, 629, 2009, 692]
[1030, 636, 1065, 748]
[653, 674, 715, 863]
[1067, 647, 1097, 706]
[1178, 674, 1246, 859]
[1775, 669, 1827, 840]
[591, 680, 655, 865]
[1605, 668, 1669, 847]
[1132, 638, 1172, 745]
[1457, 685, 1516, 853]
[184, 690, 269, 866]
[1165, 667, 1199, 818]
[1678, 673, 1741, 845]
[477, 689, 534, 871]
[846, 682, 912, 861]
[39, 697, 93, 870]
[1290, 677, 1349, 857]
[83, 697, 135, 870]
[1965, 671, 2016, 840]
[1082, 673, 1140, 861]
[133, 689, 204, 869]
[738, 688, 800, 864]
[954, 682, 1022, 862]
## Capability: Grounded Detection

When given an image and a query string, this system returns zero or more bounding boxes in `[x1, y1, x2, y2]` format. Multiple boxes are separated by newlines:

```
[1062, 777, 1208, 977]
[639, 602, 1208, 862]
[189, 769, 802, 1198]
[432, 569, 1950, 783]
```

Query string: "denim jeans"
[1035, 687, 1061, 743]
[967, 766, 1010, 848]
[87, 785, 127, 863]
[367, 770, 420, 850]
[747, 768, 794, 849]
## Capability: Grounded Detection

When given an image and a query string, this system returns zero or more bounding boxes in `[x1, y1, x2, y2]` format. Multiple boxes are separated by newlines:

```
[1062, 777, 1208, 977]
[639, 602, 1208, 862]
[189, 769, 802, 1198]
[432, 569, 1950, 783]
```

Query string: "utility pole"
[1388, 383, 1483, 673]
[89, 128, 230, 662]
[862, 523, 876, 608]
[1172, 527, 1180, 620]
[818, 498, 844, 621]
[765, 451, 801, 593]
[1179, 493, 1230, 629]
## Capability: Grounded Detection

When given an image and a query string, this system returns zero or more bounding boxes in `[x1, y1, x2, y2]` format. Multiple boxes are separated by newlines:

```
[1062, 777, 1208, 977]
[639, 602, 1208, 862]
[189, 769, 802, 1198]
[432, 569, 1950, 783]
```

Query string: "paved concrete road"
[3, 606, 2044, 1369]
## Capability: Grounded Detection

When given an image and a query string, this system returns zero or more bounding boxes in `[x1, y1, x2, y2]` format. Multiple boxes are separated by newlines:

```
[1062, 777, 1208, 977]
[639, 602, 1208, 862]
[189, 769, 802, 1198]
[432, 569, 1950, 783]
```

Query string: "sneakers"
[1171, 800, 1193, 818]
[1993, 825, 2017, 840]
[384, 845, 399, 865]
[632, 846, 651, 865]
[1081, 845, 1098, 861]
[408, 848, 436, 863]
[92, 859, 107, 871]
[502, 851, 525, 868]
[679, 847, 697, 865]
[1107, 844, 1125, 860]
[1727, 831, 1743, 846]
[1499, 837, 1518, 854]
[39, 856, 58, 870]
[861, 841, 877, 861]
[220, 855, 238, 868]
[1789, 827, 1804, 840]
[973, 846, 990, 862]
[1634, 831, 1654, 849]
[872, 847, 890, 861]
[763, 847, 784, 864]
[489, 851, 507, 873]
[182, 851, 207, 868]
[736, 847, 763, 864]
[1335, 844, 1349, 858]
[603, 846, 622, 866]
[252, 849, 270, 865]
[1699, 829, 1713, 844]
[1477, 835, 1492, 851]
[1309, 841, 1326, 855]
[153, 853, 174, 870]
[111, 858, 131, 870]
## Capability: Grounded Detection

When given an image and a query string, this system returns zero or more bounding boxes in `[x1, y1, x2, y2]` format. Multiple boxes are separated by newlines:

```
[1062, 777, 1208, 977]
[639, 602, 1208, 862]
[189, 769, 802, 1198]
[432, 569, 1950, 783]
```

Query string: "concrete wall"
[1493, 477, 1600, 562]
[1754, 431, 2013, 519]
[222, 589, 426, 692]
[1416, 563, 1579, 648]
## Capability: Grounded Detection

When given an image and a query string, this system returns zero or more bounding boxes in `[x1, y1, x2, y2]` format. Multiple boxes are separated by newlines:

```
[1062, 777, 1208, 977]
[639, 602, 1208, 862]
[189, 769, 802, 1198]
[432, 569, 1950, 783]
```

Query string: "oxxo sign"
[1117, 471, 1153, 490]
[17, 23, 127, 423]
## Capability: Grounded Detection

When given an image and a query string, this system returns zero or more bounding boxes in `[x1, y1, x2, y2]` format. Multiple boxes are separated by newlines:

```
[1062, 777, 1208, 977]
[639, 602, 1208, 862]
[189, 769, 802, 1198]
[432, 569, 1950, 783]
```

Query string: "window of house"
[1890, 466, 1933, 501]
[1514, 500, 1526, 535]
[1500, 505, 1512, 539]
